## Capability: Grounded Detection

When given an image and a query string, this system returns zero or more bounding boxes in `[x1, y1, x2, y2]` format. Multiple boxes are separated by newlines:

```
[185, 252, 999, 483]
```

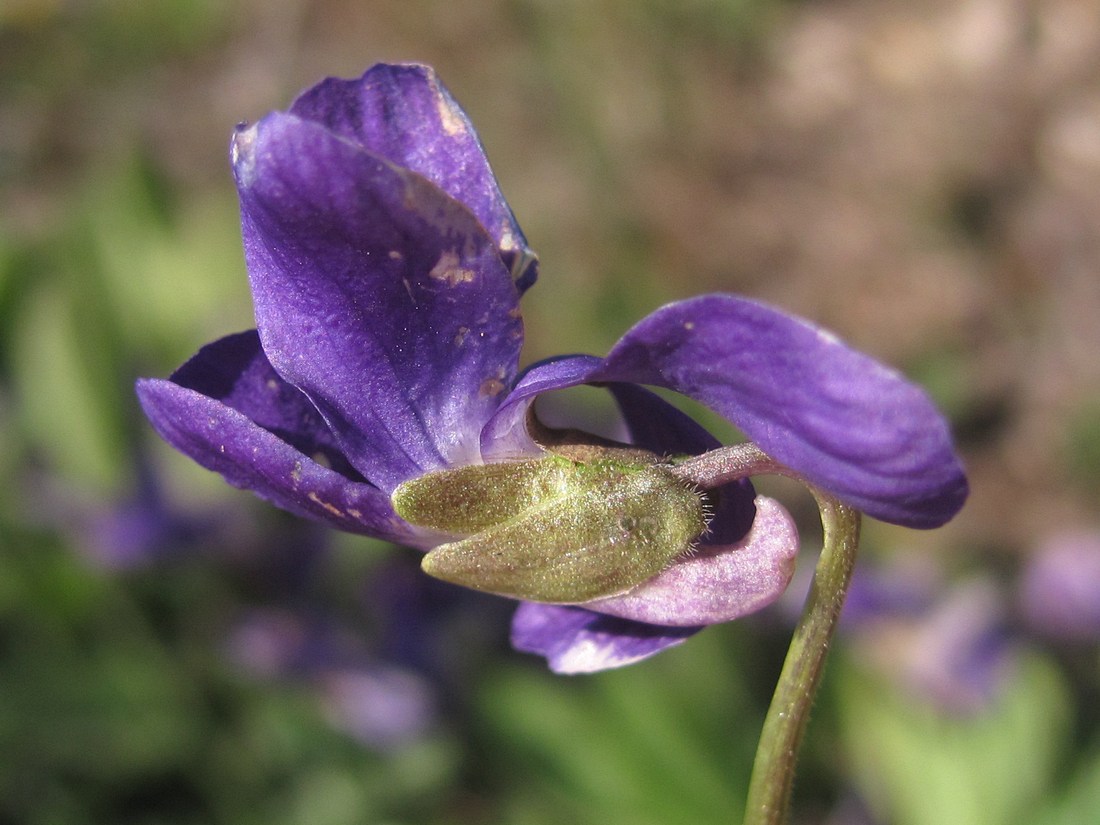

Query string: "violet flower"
[841, 564, 1015, 715]
[137, 63, 967, 673]
[227, 608, 439, 750]
[1020, 530, 1100, 642]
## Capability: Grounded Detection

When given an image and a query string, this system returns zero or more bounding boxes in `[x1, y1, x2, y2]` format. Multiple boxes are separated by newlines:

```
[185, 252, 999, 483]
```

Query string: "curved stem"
[671, 446, 862, 825]
[742, 489, 860, 825]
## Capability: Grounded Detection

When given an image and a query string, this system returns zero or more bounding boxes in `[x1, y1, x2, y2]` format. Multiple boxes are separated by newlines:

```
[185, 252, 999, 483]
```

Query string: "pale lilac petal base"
[510, 603, 699, 674]
[479, 355, 603, 461]
[582, 496, 798, 626]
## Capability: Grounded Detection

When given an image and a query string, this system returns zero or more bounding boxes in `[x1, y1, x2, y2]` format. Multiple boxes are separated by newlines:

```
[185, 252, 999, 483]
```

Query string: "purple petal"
[510, 602, 699, 674]
[233, 113, 523, 492]
[591, 295, 968, 528]
[80, 462, 223, 569]
[480, 355, 604, 460]
[290, 63, 538, 292]
[605, 381, 721, 456]
[318, 666, 438, 751]
[893, 578, 1014, 715]
[170, 330, 362, 479]
[581, 496, 798, 626]
[839, 558, 940, 627]
[136, 377, 428, 547]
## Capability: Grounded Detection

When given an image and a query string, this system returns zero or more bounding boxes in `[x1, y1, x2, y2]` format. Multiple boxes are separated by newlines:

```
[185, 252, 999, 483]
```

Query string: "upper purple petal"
[289, 63, 538, 292]
[233, 112, 523, 492]
[590, 295, 968, 528]
[510, 602, 699, 674]
[136, 334, 429, 546]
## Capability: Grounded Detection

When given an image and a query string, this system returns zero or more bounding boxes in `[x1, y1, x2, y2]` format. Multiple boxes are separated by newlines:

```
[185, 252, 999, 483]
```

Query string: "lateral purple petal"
[510, 603, 698, 674]
[592, 295, 968, 528]
[233, 113, 523, 492]
[289, 63, 538, 292]
[582, 496, 798, 626]
[136, 378, 427, 548]
[170, 330, 363, 479]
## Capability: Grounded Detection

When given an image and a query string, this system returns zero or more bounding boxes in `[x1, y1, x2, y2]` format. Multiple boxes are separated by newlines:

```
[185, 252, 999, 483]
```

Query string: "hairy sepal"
[392, 449, 708, 602]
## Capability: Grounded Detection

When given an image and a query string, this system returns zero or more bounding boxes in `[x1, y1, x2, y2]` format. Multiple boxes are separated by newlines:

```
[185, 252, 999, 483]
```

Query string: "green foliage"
[1065, 394, 1100, 496]
[1032, 745, 1100, 825]
[474, 625, 759, 825]
[836, 652, 1072, 825]
[0, 522, 463, 825]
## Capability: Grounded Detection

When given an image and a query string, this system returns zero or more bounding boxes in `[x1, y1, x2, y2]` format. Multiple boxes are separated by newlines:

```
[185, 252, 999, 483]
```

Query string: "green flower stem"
[742, 487, 860, 825]
[671, 445, 862, 825]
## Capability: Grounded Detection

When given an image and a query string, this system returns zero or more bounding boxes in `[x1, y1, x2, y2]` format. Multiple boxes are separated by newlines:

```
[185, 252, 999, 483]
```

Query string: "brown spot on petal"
[431, 76, 466, 136]
[429, 250, 476, 286]
[479, 374, 506, 397]
[454, 326, 470, 346]
[307, 491, 345, 518]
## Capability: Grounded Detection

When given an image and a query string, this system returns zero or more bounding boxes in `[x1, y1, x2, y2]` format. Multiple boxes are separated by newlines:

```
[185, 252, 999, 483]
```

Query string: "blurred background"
[2, 1, 1099, 823]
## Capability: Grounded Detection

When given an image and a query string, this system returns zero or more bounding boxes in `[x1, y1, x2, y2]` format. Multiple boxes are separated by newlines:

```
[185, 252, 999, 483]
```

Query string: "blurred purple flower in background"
[226, 554, 507, 749]
[839, 560, 1016, 715]
[68, 459, 231, 569]
[228, 608, 439, 750]
[137, 63, 966, 673]
[1020, 529, 1100, 642]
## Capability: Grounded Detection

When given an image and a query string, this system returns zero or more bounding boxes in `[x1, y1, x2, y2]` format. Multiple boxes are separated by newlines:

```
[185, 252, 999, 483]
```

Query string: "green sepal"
[392, 449, 708, 603]
[391, 456, 571, 534]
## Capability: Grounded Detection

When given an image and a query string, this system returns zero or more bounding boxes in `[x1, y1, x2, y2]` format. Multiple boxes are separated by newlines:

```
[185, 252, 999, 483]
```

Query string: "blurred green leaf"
[83, 158, 251, 369]
[1032, 745, 1100, 825]
[1064, 394, 1100, 496]
[837, 651, 1071, 825]
[476, 624, 760, 825]
[12, 279, 127, 489]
